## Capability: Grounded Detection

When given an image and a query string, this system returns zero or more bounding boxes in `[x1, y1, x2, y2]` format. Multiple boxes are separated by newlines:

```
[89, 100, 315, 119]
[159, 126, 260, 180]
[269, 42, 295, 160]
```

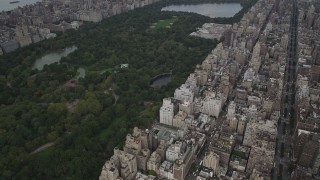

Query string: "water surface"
[161, 3, 242, 18]
[0, 0, 40, 12]
[33, 46, 77, 70]
[150, 74, 172, 88]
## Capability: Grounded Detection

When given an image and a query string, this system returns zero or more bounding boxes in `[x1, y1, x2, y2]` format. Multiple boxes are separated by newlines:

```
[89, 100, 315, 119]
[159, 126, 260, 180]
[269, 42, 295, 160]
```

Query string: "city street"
[273, 0, 298, 178]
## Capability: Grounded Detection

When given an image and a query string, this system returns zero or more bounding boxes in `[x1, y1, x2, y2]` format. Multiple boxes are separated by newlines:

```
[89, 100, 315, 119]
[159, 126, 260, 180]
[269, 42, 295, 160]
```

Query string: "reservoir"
[33, 46, 77, 70]
[150, 73, 172, 88]
[0, 0, 40, 12]
[161, 3, 242, 18]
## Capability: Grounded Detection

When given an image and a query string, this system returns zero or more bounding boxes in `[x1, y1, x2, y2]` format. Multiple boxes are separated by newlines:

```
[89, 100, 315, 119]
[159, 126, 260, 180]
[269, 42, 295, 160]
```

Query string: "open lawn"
[150, 16, 178, 29]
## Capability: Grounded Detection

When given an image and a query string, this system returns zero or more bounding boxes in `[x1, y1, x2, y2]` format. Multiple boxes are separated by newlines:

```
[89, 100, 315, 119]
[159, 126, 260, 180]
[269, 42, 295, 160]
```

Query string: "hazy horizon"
[0, 0, 40, 12]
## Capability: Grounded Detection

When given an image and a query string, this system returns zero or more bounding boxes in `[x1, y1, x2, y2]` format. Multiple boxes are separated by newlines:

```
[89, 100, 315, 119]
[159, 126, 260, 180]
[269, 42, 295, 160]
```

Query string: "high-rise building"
[100, 148, 137, 180]
[195, 65, 208, 86]
[210, 132, 235, 167]
[179, 101, 193, 115]
[235, 87, 248, 107]
[147, 152, 161, 174]
[229, 117, 239, 132]
[201, 92, 225, 118]
[243, 120, 277, 147]
[99, 162, 122, 180]
[156, 141, 168, 161]
[203, 151, 220, 175]
[227, 101, 236, 120]
[123, 127, 151, 172]
[159, 161, 174, 179]
[246, 141, 275, 174]
[173, 149, 194, 180]
[166, 141, 185, 162]
[237, 118, 246, 135]
[299, 141, 318, 167]
[174, 84, 194, 102]
[173, 111, 188, 128]
[160, 98, 175, 126]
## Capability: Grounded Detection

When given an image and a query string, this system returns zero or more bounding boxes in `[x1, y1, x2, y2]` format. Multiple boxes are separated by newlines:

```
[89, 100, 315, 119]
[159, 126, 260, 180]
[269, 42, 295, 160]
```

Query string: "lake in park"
[161, 3, 242, 18]
[33, 46, 77, 70]
[150, 73, 172, 88]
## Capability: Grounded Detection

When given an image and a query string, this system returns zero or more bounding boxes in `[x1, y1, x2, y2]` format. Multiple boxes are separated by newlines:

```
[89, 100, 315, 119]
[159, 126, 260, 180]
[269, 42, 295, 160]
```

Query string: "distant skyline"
[0, 0, 40, 12]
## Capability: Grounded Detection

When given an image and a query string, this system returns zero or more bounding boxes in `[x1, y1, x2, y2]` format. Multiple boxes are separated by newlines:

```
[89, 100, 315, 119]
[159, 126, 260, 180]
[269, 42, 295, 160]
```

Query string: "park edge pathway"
[31, 142, 56, 154]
